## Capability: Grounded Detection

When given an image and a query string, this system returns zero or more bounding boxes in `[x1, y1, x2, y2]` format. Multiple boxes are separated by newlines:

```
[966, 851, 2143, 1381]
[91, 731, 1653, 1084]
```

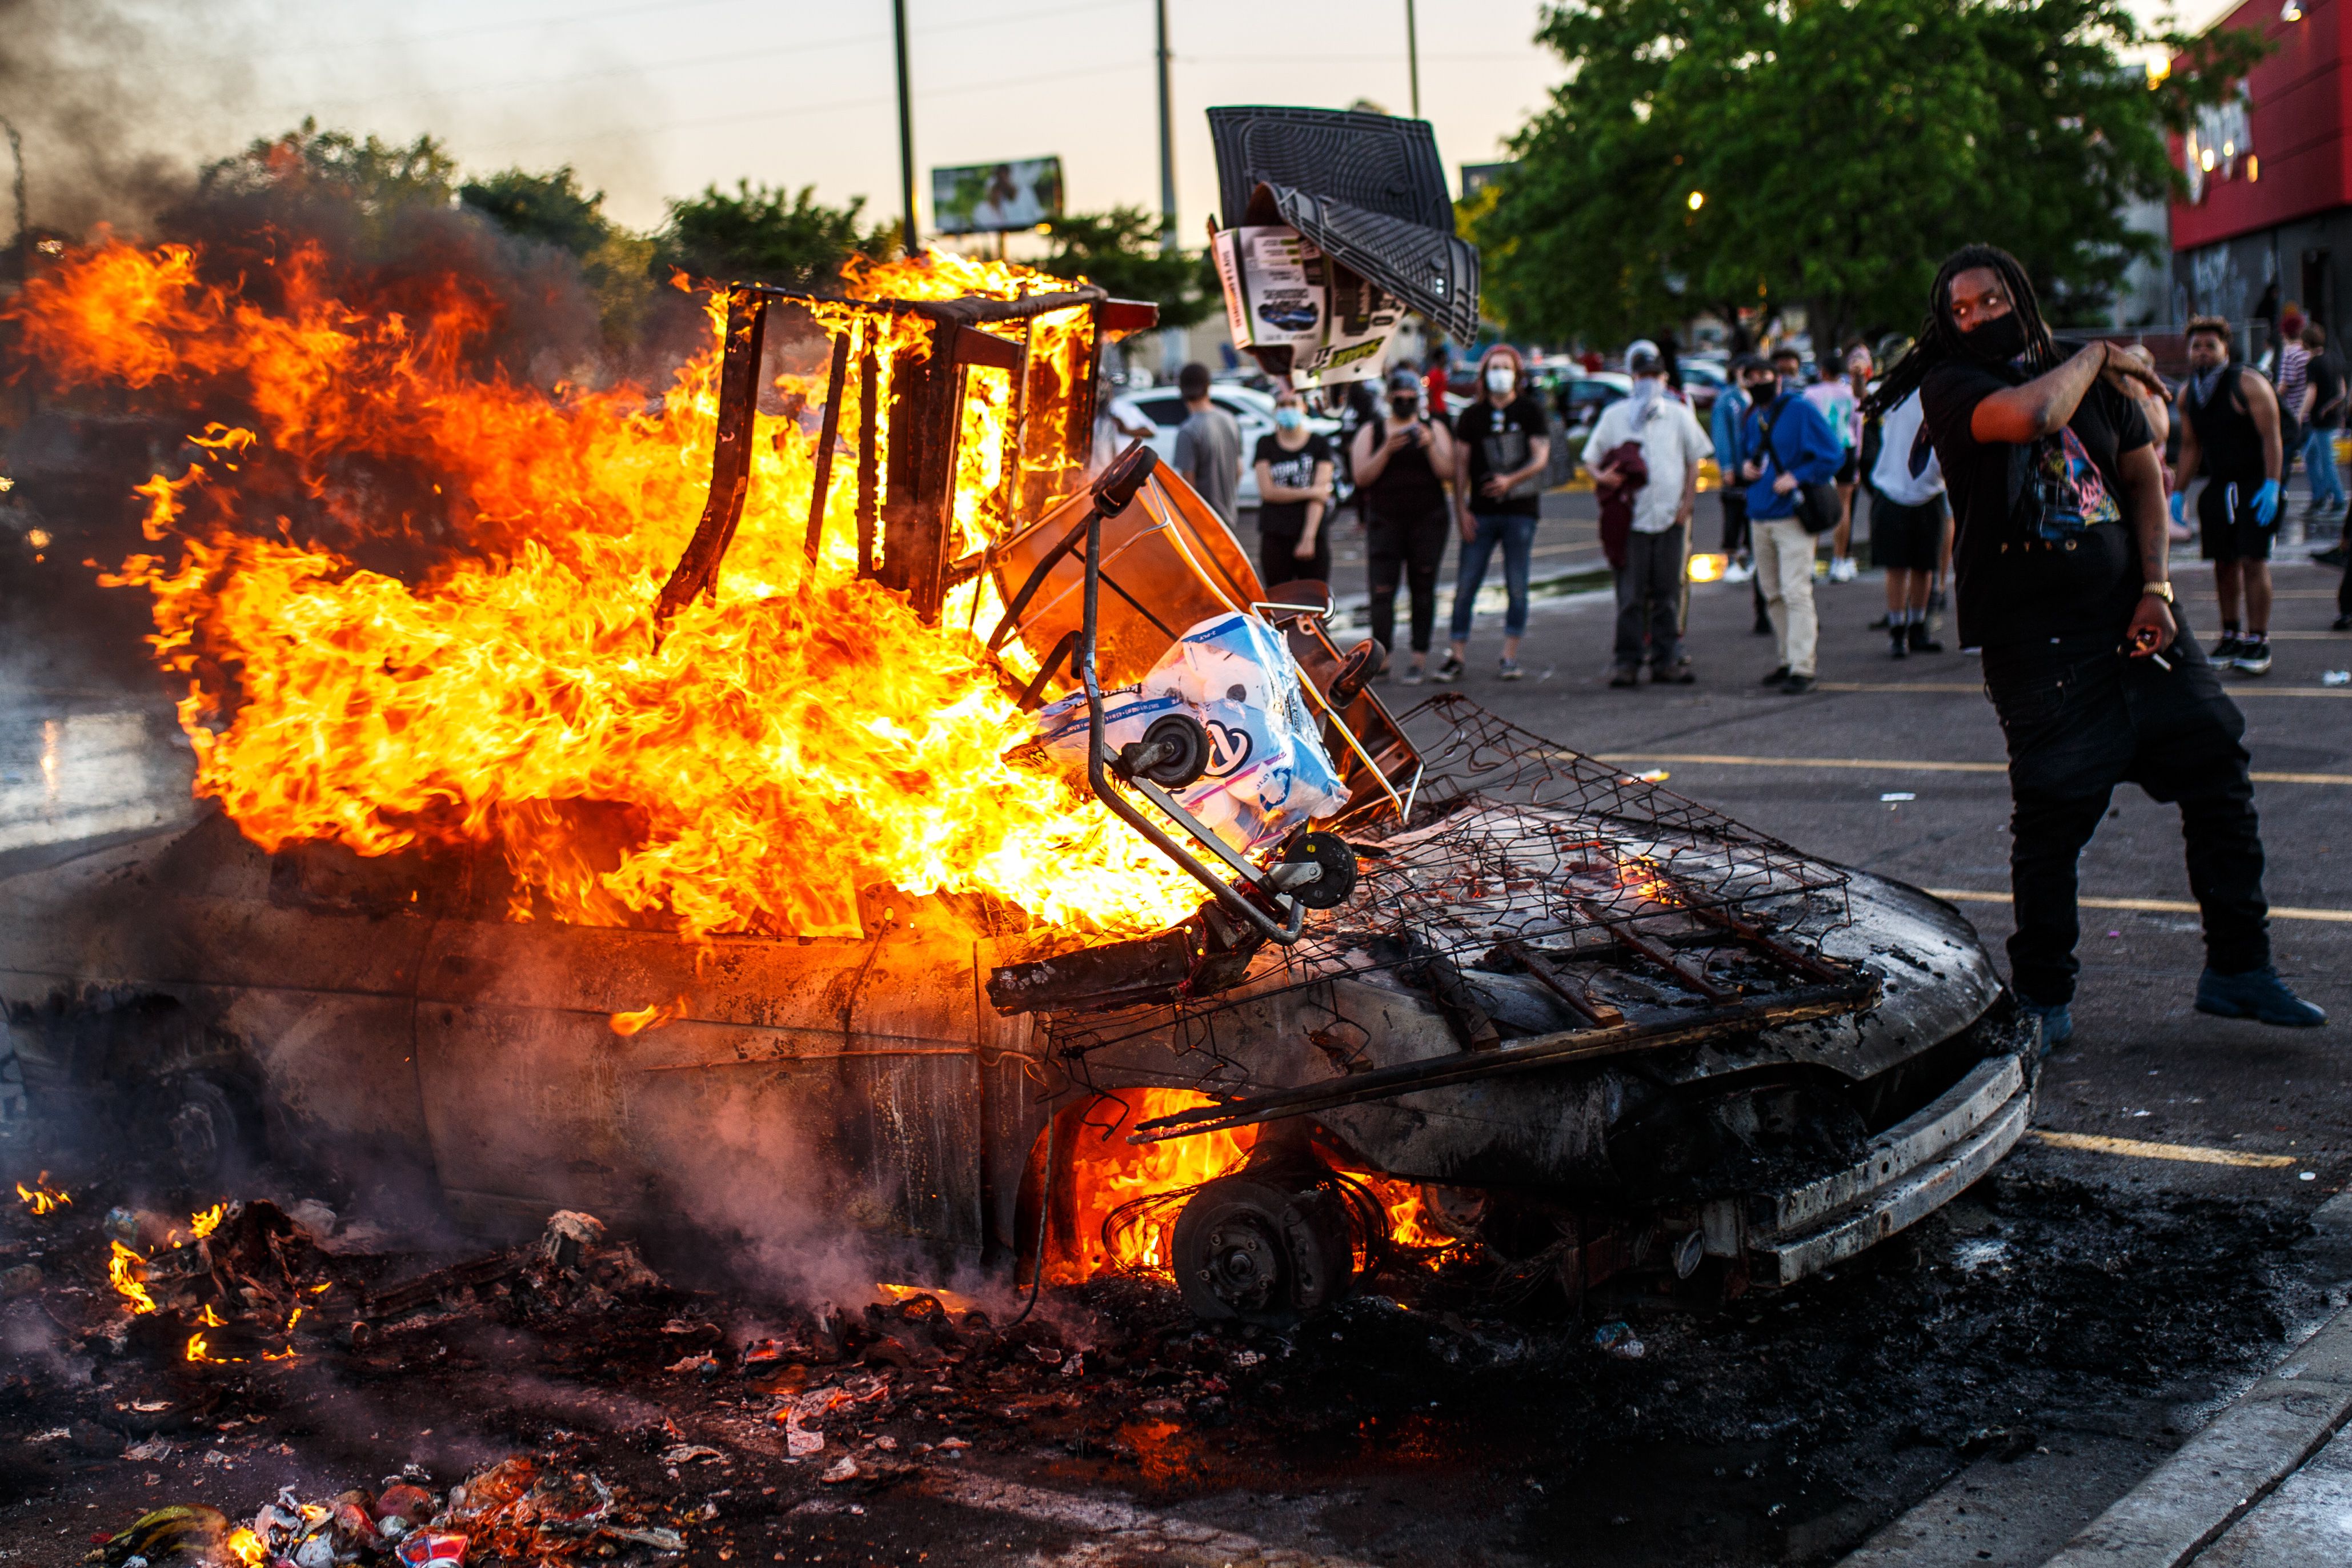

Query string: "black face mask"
[1959, 312, 2028, 363]
[1746, 378, 1778, 404]
[1390, 396, 1419, 419]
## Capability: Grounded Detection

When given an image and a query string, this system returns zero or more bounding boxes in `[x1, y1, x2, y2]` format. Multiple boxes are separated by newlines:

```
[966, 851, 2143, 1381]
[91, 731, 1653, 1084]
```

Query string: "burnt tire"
[1171, 1174, 1355, 1327]
[141, 1074, 253, 1188]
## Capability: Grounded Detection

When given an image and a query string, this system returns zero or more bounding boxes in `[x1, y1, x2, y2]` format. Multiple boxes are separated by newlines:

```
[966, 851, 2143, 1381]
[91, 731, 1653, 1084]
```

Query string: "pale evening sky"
[27, 0, 2241, 243]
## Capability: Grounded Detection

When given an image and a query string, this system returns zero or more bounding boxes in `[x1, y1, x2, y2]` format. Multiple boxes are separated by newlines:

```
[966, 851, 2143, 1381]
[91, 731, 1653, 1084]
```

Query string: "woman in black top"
[1351, 365, 1458, 681]
[1252, 387, 1335, 592]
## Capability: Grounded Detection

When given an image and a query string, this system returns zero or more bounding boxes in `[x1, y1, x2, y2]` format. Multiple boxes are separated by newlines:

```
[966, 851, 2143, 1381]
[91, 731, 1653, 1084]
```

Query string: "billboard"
[930, 158, 1064, 235]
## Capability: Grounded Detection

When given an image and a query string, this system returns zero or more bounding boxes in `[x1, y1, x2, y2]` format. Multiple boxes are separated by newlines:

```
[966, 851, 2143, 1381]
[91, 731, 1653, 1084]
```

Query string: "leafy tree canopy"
[197, 118, 458, 214]
[459, 165, 610, 255]
[1035, 206, 1216, 330]
[1475, 0, 2266, 350]
[657, 181, 896, 290]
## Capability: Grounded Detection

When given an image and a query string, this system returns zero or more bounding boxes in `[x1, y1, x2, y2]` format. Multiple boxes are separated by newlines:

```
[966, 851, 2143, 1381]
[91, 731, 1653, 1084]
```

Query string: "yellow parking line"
[1815, 681, 2352, 698]
[2027, 1130, 2299, 1169]
[1590, 753, 2352, 786]
[1924, 888, 2352, 923]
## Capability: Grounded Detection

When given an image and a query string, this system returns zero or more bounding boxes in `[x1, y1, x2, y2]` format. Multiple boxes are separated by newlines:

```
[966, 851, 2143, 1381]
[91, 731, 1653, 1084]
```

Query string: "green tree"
[1476, 0, 2265, 350]
[459, 165, 609, 255]
[1035, 206, 1215, 329]
[656, 181, 895, 290]
[459, 166, 657, 344]
[196, 118, 457, 214]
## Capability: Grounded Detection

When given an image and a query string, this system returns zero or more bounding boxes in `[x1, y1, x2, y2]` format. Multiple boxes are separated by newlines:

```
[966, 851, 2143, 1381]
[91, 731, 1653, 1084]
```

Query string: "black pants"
[1613, 524, 1686, 669]
[1719, 490, 1749, 555]
[1366, 506, 1451, 655]
[1981, 632, 2269, 1005]
[1260, 527, 1331, 597]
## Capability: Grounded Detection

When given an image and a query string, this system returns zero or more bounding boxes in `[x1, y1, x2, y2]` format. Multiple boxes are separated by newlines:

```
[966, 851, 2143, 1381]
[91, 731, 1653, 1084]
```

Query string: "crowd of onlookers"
[1113, 306, 2351, 691]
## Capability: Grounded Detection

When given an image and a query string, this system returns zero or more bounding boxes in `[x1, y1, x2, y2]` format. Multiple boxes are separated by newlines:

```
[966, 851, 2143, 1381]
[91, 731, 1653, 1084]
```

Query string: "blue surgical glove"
[2169, 490, 2185, 526]
[2252, 478, 2282, 528]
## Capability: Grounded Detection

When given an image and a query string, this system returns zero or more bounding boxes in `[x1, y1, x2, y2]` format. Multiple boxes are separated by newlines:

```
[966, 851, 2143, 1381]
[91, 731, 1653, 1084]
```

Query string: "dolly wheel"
[1171, 1174, 1355, 1326]
[1125, 713, 1209, 788]
[1276, 832, 1359, 910]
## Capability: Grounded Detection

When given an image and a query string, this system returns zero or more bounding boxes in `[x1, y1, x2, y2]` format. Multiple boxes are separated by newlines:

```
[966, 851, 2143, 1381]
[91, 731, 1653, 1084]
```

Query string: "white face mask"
[1485, 364, 1516, 395]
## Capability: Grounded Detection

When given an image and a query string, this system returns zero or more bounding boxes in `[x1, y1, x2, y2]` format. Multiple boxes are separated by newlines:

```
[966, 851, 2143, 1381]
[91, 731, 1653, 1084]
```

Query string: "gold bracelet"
[2142, 581, 2175, 604]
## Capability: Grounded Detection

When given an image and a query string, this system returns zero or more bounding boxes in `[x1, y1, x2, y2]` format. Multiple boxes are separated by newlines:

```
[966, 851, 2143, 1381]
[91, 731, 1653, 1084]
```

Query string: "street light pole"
[893, 0, 917, 256]
[1155, 0, 1176, 252]
[1405, 0, 1420, 119]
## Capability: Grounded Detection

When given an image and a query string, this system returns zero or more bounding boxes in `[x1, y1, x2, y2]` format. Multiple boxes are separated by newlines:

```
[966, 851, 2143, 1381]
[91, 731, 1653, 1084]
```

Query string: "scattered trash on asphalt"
[1592, 1321, 1646, 1360]
[1880, 792, 1916, 803]
[2321, 669, 2349, 685]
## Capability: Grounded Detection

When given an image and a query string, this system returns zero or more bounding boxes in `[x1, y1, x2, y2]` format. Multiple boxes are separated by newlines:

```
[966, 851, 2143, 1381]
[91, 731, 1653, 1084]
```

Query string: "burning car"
[0, 189, 2032, 1332]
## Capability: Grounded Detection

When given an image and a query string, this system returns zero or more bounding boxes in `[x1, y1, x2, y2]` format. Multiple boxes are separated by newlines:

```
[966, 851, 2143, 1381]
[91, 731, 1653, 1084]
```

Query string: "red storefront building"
[2171, 0, 2352, 347]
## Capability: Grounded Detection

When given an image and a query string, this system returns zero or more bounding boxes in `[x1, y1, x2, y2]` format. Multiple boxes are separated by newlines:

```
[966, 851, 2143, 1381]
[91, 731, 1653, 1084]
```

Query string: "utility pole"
[1155, 0, 1176, 252]
[893, 0, 918, 256]
[1405, 0, 1420, 119]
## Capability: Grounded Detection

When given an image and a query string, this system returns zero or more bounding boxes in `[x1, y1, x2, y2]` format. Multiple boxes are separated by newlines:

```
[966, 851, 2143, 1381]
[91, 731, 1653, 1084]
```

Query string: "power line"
[463, 58, 1149, 156]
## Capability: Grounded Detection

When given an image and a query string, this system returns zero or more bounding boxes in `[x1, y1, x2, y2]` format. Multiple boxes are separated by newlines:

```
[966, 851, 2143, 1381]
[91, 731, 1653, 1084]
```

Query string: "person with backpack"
[1872, 244, 2321, 1042]
[1739, 356, 1843, 693]
[1352, 366, 1459, 683]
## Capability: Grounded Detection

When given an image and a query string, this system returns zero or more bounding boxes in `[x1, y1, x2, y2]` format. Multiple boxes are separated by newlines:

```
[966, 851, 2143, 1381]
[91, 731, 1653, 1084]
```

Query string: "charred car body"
[0, 112, 2034, 1327]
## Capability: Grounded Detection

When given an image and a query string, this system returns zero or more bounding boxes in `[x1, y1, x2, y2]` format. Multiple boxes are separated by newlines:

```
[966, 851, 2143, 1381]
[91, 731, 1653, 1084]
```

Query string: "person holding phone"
[1352, 366, 1458, 683]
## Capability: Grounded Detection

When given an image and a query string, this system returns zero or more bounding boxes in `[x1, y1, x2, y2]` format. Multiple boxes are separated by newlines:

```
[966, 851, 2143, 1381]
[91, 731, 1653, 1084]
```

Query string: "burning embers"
[15, 1170, 70, 1214]
[8, 238, 1197, 941]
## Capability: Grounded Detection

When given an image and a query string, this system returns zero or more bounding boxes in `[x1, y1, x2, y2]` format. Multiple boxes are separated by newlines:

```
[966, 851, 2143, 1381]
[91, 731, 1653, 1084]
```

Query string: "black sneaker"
[1609, 665, 1639, 688]
[2210, 633, 2245, 664]
[1777, 673, 1817, 694]
[1432, 652, 1465, 684]
[1907, 622, 1945, 653]
[2234, 640, 2273, 675]
[1653, 663, 1694, 685]
[2334, 614, 2352, 632]
[1759, 665, 1790, 687]
[2315, 544, 2349, 568]
[1889, 628, 1909, 659]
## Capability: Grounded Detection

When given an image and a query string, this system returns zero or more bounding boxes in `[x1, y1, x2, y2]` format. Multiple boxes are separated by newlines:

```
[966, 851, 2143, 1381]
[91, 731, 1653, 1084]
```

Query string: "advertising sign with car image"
[1211, 224, 1402, 387]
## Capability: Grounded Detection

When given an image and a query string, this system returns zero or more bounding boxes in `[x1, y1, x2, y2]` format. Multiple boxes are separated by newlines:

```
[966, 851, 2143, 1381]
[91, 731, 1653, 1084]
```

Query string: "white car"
[1117, 383, 1345, 513]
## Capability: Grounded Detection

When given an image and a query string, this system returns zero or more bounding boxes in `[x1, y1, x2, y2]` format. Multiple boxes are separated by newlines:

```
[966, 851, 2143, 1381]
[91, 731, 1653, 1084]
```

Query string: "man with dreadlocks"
[1868, 245, 2323, 1043]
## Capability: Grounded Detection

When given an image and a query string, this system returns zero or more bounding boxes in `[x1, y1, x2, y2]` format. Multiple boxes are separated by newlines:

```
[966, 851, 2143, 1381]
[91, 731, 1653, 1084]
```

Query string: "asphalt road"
[7, 495, 2349, 1568]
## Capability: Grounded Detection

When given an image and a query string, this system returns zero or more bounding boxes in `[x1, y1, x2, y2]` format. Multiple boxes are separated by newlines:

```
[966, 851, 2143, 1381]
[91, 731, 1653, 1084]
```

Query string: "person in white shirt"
[1867, 388, 1949, 658]
[1585, 340, 1713, 684]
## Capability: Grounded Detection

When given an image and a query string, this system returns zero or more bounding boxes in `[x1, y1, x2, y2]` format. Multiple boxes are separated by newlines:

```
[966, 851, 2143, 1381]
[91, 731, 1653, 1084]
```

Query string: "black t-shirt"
[1920, 359, 2152, 650]
[1455, 394, 1550, 516]
[1253, 432, 1333, 534]
[2310, 354, 2345, 431]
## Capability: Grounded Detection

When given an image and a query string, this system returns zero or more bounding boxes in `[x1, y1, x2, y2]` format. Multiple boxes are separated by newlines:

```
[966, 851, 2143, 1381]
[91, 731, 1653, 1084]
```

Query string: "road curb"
[2041, 1195, 2352, 1567]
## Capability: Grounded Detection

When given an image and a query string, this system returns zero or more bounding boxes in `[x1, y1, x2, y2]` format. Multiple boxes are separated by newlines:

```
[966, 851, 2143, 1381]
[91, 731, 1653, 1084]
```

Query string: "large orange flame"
[11, 239, 1197, 940]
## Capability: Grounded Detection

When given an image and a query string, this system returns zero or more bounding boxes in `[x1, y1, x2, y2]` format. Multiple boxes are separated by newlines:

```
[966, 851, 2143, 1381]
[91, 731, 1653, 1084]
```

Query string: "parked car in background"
[1676, 358, 1728, 419]
[1555, 371, 1633, 447]
[1127, 382, 1348, 511]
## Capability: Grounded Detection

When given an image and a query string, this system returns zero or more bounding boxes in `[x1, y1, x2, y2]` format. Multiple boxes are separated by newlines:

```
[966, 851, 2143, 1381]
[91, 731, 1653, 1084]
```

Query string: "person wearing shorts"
[1868, 385, 1947, 656]
[2174, 315, 2285, 675]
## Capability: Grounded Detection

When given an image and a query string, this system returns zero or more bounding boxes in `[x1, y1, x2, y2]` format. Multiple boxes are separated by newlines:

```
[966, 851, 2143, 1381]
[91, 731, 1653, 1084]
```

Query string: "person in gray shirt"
[1172, 362, 1243, 528]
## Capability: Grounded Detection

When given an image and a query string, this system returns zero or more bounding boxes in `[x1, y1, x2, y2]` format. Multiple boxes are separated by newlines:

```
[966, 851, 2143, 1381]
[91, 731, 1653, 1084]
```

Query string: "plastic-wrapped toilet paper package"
[1032, 612, 1349, 854]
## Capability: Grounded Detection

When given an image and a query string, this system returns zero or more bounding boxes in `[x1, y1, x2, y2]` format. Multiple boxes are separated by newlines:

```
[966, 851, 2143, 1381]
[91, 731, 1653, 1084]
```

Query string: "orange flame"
[14, 1173, 69, 1215]
[225, 1528, 267, 1568]
[189, 1202, 225, 1238]
[186, 1330, 240, 1364]
[1049, 1093, 1479, 1285]
[1050, 1090, 1260, 1284]
[11, 239, 1196, 942]
[109, 1241, 158, 1314]
[609, 995, 688, 1037]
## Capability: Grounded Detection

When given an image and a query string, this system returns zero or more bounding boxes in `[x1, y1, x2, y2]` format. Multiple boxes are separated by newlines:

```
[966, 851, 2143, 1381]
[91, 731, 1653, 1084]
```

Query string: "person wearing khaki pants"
[1752, 518, 1818, 685]
[1738, 362, 1842, 695]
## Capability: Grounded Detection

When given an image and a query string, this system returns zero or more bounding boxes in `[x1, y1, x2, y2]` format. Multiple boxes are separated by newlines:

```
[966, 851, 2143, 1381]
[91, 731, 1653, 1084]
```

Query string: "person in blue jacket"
[1713, 355, 1778, 633]
[1740, 360, 1843, 693]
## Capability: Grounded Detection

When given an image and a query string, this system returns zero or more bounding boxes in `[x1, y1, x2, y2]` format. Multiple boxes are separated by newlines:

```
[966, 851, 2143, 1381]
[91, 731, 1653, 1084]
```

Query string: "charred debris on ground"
[0, 1163, 2317, 1566]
